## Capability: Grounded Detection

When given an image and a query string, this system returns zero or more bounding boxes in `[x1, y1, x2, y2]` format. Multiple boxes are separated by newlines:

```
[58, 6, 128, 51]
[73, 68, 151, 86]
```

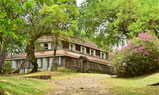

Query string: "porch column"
[12, 61, 17, 69]
[59, 57, 62, 66]
[43, 58, 47, 70]
[49, 58, 53, 71]
[37, 59, 41, 68]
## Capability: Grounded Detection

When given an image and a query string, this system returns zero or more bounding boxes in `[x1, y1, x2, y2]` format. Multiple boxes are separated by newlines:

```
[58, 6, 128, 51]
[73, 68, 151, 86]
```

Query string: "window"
[75, 44, 80, 51]
[80, 46, 86, 54]
[69, 43, 75, 51]
[90, 49, 94, 56]
[100, 52, 106, 59]
[16, 60, 21, 67]
[86, 47, 90, 54]
[44, 43, 48, 50]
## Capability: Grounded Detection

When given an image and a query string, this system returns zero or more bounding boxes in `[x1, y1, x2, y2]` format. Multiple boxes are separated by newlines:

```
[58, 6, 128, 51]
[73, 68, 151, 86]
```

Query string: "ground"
[1, 71, 159, 95]
[48, 74, 112, 95]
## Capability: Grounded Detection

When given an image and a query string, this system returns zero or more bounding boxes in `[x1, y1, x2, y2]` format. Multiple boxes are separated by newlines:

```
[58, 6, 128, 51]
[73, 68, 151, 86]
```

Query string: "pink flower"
[148, 34, 152, 38]
[145, 39, 149, 41]
[134, 49, 137, 52]
[130, 52, 132, 56]
[140, 50, 143, 52]
[126, 45, 130, 48]
[139, 32, 147, 39]
[134, 45, 139, 48]
[141, 47, 144, 49]
[138, 48, 141, 50]
[116, 47, 119, 51]
[144, 51, 149, 55]
[110, 56, 114, 59]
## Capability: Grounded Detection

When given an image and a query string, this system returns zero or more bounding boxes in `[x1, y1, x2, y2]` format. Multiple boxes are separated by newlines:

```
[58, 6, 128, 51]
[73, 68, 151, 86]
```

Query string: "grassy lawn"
[2, 71, 159, 95]
[0, 71, 89, 95]
[100, 73, 159, 95]
[0, 76, 53, 95]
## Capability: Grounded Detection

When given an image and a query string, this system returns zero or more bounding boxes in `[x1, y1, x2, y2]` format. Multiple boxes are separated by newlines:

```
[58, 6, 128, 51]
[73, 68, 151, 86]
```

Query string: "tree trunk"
[28, 40, 38, 73]
[50, 36, 58, 71]
[12, 58, 29, 73]
[0, 49, 7, 74]
[13, 40, 38, 73]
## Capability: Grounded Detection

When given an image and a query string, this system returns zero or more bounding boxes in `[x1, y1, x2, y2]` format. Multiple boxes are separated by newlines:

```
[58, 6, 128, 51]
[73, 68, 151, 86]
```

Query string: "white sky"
[77, 0, 85, 6]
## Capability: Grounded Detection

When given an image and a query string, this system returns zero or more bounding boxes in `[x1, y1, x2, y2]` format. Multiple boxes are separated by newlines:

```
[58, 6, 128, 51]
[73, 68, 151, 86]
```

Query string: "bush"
[110, 32, 159, 77]
[57, 67, 76, 73]
[4, 61, 12, 73]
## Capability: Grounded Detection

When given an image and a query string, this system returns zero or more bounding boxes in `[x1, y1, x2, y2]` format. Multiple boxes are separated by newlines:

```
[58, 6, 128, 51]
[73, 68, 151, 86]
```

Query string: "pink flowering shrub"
[110, 32, 159, 77]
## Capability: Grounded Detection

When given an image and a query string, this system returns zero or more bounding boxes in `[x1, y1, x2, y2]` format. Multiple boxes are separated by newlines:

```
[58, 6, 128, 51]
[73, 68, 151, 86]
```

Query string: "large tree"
[80, 0, 159, 49]
[0, 0, 29, 74]
[41, 0, 80, 71]
[13, 0, 54, 73]
[13, 0, 80, 73]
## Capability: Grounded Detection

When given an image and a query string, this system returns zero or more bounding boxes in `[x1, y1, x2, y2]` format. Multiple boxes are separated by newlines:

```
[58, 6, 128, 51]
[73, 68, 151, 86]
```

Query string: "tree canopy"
[80, 0, 159, 49]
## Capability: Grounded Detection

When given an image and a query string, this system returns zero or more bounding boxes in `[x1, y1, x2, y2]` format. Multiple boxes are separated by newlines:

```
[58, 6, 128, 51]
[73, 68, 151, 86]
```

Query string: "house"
[6, 36, 110, 73]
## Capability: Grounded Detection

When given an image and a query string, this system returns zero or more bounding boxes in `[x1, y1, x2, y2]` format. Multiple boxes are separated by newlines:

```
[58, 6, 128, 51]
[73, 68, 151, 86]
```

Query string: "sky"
[77, 0, 85, 6]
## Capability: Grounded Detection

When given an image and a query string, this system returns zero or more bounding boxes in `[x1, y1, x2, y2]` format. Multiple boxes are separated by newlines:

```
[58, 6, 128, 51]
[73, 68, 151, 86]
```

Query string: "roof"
[6, 50, 109, 65]
[37, 36, 100, 50]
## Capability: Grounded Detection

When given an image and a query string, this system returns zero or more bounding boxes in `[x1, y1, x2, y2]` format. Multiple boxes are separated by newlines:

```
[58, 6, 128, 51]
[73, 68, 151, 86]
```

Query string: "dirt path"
[47, 74, 112, 95]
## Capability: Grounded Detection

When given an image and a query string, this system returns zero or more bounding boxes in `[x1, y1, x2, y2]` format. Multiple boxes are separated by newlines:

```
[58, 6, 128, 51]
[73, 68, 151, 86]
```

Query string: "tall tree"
[41, 0, 79, 71]
[0, 0, 28, 74]
[13, 0, 53, 73]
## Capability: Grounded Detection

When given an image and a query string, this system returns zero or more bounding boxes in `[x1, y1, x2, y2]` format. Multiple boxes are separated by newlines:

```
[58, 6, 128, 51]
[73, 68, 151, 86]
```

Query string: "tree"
[0, 0, 28, 74]
[13, 0, 53, 73]
[41, 0, 79, 71]
[80, 0, 159, 49]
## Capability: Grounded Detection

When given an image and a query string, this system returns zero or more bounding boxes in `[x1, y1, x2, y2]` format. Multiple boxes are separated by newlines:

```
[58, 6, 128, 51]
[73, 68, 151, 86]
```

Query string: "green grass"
[0, 71, 89, 95]
[100, 73, 159, 95]
[0, 72, 53, 95]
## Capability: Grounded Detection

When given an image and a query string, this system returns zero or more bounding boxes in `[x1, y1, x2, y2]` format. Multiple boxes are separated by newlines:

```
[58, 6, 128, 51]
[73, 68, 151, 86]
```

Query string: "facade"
[6, 36, 110, 73]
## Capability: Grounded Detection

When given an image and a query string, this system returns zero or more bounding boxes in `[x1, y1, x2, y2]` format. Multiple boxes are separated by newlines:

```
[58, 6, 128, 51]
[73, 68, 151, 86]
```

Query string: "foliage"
[0, 0, 31, 73]
[80, 0, 159, 49]
[56, 67, 76, 73]
[40, 0, 79, 38]
[110, 31, 159, 77]
[0, 0, 29, 51]
[3, 61, 12, 73]
[40, 0, 80, 71]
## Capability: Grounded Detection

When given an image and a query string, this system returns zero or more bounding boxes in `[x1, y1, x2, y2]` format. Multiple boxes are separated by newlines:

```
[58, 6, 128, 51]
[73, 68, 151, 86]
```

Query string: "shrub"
[110, 31, 159, 77]
[4, 61, 12, 73]
[57, 67, 76, 73]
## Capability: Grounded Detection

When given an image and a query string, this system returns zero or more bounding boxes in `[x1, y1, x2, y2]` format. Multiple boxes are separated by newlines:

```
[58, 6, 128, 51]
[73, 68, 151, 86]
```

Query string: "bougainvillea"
[110, 31, 159, 77]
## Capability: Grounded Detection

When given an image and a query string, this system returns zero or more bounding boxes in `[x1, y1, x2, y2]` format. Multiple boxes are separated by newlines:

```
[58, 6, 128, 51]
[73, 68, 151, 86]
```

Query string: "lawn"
[100, 73, 159, 95]
[2, 71, 159, 95]
[0, 76, 53, 95]
[0, 71, 89, 95]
